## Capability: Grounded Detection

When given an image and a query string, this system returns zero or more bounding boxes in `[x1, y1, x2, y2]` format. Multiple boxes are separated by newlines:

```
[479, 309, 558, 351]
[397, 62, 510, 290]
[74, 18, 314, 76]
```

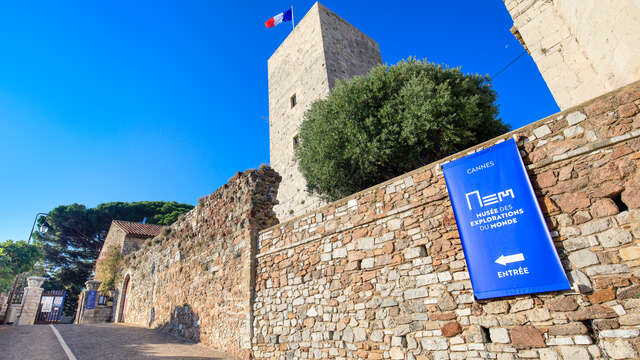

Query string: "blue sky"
[0, 1, 558, 242]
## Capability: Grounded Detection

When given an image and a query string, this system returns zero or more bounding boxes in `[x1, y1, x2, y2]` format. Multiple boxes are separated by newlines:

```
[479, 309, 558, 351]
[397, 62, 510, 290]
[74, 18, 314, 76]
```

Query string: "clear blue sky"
[0, 1, 558, 242]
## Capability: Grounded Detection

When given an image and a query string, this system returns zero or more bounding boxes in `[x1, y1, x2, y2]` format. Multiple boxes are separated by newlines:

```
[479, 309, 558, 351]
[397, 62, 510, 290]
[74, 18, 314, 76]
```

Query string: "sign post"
[442, 139, 569, 299]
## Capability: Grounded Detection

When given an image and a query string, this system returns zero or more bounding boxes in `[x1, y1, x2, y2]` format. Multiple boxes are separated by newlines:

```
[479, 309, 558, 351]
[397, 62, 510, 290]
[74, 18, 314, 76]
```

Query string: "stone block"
[509, 326, 545, 349]
[511, 299, 534, 312]
[602, 339, 638, 359]
[534, 125, 552, 138]
[489, 328, 510, 343]
[389, 347, 404, 359]
[618, 284, 640, 299]
[597, 228, 632, 248]
[563, 236, 598, 251]
[357, 237, 374, 250]
[567, 305, 617, 320]
[526, 308, 551, 322]
[566, 111, 587, 125]
[403, 247, 426, 259]
[568, 249, 599, 268]
[558, 346, 590, 360]
[618, 312, 640, 326]
[391, 336, 406, 347]
[421, 337, 449, 350]
[484, 301, 510, 314]
[588, 288, 616, 304]
[620, 246, 640, 260]
[441, 321, 462, 337]
[548, 322, 588, 336]
[568, 270, 593, 293]
[585, 264, 629, 276]
[599, 329, 639, 338]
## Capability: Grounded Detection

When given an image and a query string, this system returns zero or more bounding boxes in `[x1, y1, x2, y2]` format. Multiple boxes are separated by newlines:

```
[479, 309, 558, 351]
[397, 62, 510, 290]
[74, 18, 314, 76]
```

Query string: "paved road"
[0, 323, 230, 359]
[0, 324, 67, 360]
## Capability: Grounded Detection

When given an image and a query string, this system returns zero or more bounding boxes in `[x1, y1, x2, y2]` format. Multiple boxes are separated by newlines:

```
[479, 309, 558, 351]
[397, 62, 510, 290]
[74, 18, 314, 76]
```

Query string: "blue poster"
[85, 290, 97, 309]
[442, 138, 569, 299]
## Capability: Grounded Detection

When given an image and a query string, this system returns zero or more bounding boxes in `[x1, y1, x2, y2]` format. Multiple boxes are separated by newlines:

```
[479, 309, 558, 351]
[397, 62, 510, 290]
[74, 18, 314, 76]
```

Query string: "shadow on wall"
[157, 304, 201, 344]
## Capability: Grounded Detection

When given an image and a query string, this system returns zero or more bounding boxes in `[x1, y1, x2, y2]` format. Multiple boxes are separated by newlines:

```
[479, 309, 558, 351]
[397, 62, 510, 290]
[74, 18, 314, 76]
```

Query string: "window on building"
[293, 134, 299, 149]
[290, 94, 297, 108]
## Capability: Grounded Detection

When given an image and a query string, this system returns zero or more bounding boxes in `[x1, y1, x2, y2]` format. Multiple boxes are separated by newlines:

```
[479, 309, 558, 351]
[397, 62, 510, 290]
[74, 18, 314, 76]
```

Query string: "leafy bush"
[296, 58, 510, 201]
[94, 246, 123, 294]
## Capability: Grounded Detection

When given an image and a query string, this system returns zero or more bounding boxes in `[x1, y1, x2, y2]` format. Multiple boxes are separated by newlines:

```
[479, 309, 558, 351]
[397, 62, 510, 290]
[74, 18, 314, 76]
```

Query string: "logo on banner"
[465, 188, 515, 209]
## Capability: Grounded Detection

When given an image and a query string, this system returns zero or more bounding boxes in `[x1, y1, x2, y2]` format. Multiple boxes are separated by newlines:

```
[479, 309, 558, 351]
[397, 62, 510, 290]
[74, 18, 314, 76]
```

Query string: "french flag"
[265, 8, 292, 28]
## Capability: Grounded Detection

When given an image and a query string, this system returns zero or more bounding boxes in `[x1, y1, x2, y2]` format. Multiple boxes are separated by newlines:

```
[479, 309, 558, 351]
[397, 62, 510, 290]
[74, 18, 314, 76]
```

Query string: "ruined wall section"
[98, 226, 127, 262]
[253, 82, 640, 359]
[120, 167, 281, 358]
[122, 235, 147, 256]
[504, 0, 640, 110]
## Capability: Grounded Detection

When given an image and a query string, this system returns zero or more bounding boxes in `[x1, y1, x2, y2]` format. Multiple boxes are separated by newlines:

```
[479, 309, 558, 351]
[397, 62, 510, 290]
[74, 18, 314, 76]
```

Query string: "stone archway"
[118, 274, 131, 323]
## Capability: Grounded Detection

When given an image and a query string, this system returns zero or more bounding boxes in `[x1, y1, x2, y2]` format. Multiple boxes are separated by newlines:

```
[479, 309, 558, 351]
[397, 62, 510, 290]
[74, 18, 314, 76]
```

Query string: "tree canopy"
[295, 58, 511, 201]
[0, 240, 42, 292]
[34, 201, 193, 314]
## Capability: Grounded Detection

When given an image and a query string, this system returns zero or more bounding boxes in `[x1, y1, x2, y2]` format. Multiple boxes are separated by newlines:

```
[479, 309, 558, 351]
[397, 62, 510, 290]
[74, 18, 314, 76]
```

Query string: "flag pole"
[291, 6, 295, 30]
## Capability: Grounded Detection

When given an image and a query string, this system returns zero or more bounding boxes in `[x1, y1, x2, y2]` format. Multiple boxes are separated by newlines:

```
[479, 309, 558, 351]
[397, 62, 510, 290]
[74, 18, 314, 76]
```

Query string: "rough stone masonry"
[253, 81, 640, 360]
[118, 81, 640, 359]
[118, 167, 281, 358]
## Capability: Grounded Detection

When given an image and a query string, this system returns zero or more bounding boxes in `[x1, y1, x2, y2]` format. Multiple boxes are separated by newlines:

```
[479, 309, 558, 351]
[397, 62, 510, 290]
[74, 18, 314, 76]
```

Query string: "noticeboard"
[41, 296, 54, 312]
[85, 290, 97, 310]
[442, 138, 570, 299]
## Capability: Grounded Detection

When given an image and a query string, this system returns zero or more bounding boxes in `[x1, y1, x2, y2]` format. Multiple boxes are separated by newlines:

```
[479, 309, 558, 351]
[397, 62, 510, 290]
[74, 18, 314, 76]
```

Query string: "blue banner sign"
[85, 290, 97, 310]
[442, 139, 569, 299]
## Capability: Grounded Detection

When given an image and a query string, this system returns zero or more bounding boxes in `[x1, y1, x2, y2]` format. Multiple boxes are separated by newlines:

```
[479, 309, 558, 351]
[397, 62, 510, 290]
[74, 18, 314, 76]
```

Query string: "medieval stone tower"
[504, 0, 640, 110]
[268, 2, 382, 221]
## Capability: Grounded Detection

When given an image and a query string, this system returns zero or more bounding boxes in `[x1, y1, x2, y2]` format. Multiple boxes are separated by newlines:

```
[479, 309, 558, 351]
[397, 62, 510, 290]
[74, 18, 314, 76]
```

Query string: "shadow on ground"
[54, 321, 229, 360]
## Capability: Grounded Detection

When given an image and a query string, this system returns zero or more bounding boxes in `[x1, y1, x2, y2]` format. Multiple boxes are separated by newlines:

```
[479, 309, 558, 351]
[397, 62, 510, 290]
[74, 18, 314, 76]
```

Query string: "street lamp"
[2, 212, 49, 324]
[28, 212, 48, 244]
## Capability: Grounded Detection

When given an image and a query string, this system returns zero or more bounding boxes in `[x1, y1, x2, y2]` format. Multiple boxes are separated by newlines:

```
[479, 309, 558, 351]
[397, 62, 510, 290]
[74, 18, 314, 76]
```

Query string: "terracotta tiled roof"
[112, 220, 164, 238]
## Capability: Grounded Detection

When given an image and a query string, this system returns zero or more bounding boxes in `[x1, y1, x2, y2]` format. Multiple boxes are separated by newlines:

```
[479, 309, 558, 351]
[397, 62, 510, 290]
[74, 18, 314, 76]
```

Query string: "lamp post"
[2, 212, 48, 324]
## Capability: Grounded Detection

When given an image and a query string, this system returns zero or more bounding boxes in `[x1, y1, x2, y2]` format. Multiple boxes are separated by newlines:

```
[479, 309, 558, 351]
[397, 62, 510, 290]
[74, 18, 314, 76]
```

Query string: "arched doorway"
[118, 275, 131, 323]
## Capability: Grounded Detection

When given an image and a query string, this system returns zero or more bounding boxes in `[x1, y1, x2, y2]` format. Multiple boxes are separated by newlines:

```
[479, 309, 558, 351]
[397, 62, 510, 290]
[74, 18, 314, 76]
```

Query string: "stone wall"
[118, 167, 280, 358]
[269, 2, 381, 222]
[503, 0, 640, 110]
[99, 225, 153, 262]
[252, 81, 640, 359]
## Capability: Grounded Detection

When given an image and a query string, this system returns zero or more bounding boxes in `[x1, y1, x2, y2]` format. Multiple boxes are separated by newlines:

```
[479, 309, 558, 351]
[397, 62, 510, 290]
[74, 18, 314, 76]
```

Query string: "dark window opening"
[290, 94, 297, 108]
[481, 326, 491, 342]
[580, 320, 597, 343]
[610, 192, 629, 212]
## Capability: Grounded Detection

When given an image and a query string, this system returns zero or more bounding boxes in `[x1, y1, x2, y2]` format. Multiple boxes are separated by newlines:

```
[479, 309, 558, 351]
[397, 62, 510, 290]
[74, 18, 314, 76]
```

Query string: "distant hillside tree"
[296, 58, 510, 201]
[34, 201, 193, 315]
[0, 240, 42, 292]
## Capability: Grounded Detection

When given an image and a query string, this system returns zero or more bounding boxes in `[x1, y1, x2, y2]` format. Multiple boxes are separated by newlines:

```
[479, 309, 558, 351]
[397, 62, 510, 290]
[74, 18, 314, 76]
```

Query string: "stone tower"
[504, 0, 640, 110]
[268, 2, 382, 221]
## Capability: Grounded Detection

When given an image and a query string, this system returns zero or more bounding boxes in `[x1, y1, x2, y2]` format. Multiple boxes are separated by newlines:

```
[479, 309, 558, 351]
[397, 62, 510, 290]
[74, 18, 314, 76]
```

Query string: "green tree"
[34, 201, 193, 314]
[296, 58, 511, 201]
[95, 246, 123, 294]
[0, 240, 42, 292]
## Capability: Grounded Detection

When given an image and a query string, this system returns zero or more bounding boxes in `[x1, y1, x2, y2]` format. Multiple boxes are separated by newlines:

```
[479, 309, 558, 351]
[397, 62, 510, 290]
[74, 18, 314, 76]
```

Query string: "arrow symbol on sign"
[495, 253, 525, 266]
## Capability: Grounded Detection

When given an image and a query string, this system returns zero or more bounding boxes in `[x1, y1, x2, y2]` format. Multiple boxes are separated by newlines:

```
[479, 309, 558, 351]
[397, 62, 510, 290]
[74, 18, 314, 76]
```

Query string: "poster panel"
[442, 138, 570, 299]
[41, 296, 54, 312]
[85, 290, 97, 310]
